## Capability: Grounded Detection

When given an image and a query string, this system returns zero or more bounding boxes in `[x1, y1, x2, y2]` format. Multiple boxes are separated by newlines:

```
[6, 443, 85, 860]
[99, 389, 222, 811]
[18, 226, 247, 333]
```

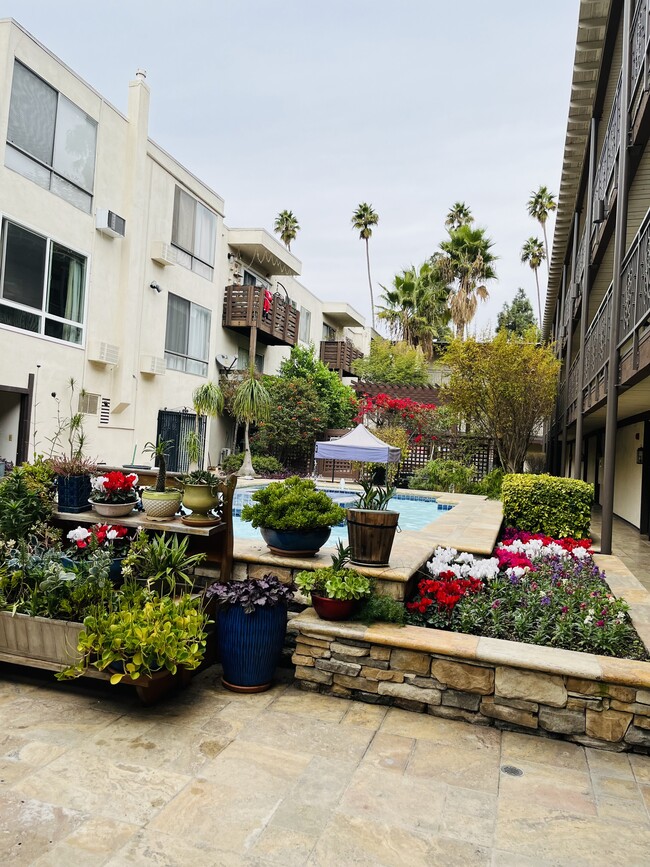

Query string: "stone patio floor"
[2, 666, 650, 866]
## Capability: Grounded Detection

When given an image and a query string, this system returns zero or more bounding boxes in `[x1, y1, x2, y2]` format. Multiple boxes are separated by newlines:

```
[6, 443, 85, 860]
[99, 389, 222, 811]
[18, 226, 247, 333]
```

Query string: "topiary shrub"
[241, 477, 345, 531]
[501, 473, 593, 539]
[409, 459, 475, 494]
[221, 453, 285, 476]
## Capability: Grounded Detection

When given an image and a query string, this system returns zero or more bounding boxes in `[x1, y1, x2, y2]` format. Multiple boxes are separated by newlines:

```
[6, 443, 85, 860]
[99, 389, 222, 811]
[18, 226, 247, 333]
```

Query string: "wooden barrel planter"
[346, 509, 399, 567]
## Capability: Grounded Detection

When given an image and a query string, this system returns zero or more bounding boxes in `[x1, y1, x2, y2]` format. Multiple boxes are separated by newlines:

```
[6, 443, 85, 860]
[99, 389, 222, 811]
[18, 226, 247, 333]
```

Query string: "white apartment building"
[0, 20, 366, 472]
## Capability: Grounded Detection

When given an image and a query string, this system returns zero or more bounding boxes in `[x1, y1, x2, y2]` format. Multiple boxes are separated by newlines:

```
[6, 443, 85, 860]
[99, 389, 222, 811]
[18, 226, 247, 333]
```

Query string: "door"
[156, 410, 206, 473]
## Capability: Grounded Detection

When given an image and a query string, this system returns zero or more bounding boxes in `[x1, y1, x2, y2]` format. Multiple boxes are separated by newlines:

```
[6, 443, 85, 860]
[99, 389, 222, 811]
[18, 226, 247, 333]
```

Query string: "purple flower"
[540, 596, 551, 606]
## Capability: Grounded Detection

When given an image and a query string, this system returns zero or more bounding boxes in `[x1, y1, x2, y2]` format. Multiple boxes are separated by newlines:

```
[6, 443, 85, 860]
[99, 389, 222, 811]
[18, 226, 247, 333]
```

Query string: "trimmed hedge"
[501, 473, 593, 539]
[220, 453, 284, 475]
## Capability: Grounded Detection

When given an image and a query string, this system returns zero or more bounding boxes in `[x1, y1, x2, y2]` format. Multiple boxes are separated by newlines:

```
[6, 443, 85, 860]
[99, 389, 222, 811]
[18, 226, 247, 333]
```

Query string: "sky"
[6, 0, 579, 332]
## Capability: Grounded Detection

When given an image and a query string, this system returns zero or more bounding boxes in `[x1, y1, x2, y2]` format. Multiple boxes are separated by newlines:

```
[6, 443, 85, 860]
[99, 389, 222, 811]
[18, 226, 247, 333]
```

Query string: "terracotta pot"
[311, 593, 358, 621]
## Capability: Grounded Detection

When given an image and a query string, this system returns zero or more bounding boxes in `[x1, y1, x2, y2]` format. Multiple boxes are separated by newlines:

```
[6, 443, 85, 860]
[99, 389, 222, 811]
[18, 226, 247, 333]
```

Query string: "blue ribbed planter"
[57, 475, 91, 514]
[217, 603, 288, 692]
[260, 526, 331, 557]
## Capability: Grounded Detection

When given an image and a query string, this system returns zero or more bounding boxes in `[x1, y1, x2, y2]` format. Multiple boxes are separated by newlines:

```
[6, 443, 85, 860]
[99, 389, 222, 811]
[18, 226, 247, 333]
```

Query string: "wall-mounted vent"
[88, 342, 120, 365]
[99, 397, 111, 426]
[96, 209, 126, 238]
[140, 355, 166, 376]
[150, 241, 177, 266]
[78, 392, 100, 415]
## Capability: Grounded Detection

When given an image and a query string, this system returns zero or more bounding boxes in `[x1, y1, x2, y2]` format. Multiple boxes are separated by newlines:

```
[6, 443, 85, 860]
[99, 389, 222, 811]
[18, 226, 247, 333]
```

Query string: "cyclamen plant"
[90, 471, 139, 504]
[207, 574, 295, 614]
[66, 523, 132, 558]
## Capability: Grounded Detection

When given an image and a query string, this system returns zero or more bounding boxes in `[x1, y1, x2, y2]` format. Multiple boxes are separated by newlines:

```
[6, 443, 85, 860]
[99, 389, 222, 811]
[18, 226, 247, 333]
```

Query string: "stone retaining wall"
[292, 609, 650, 753]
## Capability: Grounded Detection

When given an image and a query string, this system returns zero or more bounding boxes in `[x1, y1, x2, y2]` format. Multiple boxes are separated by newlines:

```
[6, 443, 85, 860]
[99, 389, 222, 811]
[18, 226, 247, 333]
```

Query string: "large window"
[6, 62, 97, 213]
[0, 219, 86, 344]
[299, 306, 312, 343]
[172, 187, 217, 279]
[165, 293, 211, 375]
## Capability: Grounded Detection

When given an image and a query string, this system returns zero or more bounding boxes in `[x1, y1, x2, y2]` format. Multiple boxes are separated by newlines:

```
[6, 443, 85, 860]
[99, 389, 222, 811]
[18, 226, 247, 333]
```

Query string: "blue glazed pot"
[218, 603, 288, 692]
[57, 475, 91, 514]
[260, 526, 331, 557]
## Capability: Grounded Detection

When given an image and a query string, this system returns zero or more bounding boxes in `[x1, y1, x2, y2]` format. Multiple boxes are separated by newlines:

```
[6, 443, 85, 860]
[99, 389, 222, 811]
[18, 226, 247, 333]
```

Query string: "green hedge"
[502, 473, 593, 539]
[220, 453, 284, 475]
[409, 459, 476, 494]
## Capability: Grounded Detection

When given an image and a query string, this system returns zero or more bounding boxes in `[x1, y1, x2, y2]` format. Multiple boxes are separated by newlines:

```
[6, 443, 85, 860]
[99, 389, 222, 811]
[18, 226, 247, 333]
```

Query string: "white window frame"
[299, 306, 312, 344]
[0, 216, 88, 347]
[171, 186, 217, 279]
[164, 292, 211, 376]
[6, 61, 98, 213]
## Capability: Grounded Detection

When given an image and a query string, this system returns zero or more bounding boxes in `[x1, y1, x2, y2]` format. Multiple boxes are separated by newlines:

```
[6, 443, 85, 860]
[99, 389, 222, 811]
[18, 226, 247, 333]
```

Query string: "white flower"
[584, 615, 594, 625]
[573, 546, 590, 559]
[456, 551, 475, 565]
[106, 529, 119, 541]
[433, 546, 457, 564]
[91, 475, 108, 493]
[469, 557, 500, 581]
[67, 527, 91, 542]
[616, 611, 626, 622]
[507, 566, 526, 579]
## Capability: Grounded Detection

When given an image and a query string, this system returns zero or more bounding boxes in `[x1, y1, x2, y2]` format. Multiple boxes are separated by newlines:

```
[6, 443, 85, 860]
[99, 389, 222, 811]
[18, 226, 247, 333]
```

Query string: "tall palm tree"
[527, 185, 556, 267]
[378, 261, 451, 357]
[520, 237, 546, 326]
[273, 210, 300, 251]
[233, 368, 271, 477]
[438, 225, 497, 339]
[445, 201, 473, 231]
[187, 381, 224, 470]
[351, 203, 379, 328]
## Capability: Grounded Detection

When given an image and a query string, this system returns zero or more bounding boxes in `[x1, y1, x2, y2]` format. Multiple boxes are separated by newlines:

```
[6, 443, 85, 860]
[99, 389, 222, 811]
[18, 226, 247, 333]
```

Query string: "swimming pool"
[232, 486, 453, 544]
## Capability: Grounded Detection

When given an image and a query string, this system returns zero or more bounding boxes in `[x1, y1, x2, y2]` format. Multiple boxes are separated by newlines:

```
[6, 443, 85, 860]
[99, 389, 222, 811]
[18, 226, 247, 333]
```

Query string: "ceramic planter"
[217, 603, 288, 692]
[346, 508, 399, 567]
[260, 527, 331, 557]
[89, 500, 137, 518]
[57, 475, 92, 514]
[141, 488, 182, 520]
[181, 483, 220, 526]
[310, 594, 358, 621]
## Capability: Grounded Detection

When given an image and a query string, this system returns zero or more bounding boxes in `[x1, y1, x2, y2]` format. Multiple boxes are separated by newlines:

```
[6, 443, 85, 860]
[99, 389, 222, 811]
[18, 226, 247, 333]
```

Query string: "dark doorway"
[156, 410, 206, 473]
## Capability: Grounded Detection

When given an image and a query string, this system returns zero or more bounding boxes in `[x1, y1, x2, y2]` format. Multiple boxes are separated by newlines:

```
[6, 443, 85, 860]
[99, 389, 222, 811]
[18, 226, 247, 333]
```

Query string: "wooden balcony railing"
[222, 284, 300, 347]
[630, 0, 650, 134]
[619, 208, 650, 346]
[567, 353, 580, 425]
[591, 73, 622, 236]
[583, 284, 612, 409]
[319, 339, 364, 376]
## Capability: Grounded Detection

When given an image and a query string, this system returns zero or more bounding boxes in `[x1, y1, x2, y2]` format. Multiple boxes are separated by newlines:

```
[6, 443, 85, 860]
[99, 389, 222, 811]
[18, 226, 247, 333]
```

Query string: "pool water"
[232, 486, 453, 545]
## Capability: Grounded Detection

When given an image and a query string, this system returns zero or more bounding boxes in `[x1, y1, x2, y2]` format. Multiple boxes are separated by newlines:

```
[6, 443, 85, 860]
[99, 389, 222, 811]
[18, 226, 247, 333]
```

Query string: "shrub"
[409, 459, 475, 493]
[501, 473, 593, 539]
[241, 477, 345, 531]
[355, 593, 406, 625]
[221, 453, 285, 475]
[473, 467, 504, 500]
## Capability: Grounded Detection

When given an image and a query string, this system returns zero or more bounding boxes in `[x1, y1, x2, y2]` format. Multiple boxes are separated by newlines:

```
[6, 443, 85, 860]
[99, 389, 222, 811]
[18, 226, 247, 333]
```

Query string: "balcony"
[222, 284, 300, 347]
[583, 284, 612, 412]
[591, 73, 621, 259]
[630, 0, 650, 142]
[319, 339, 364, 376]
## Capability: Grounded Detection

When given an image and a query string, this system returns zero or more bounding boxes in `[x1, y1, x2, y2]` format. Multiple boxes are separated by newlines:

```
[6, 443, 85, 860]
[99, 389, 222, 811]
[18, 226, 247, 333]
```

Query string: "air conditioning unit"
[78, 392, 100, 414]
[96, 209, 126, 238]
[140, 355, 166, 376]
[150, 241, 177, 266]
[87, 342, 120, 365]
[220, 448, 232, 465]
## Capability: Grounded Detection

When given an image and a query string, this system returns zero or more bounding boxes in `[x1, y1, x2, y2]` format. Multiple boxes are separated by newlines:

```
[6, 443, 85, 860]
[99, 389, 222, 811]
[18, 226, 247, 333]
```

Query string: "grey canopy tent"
[314, 425, 401, 479]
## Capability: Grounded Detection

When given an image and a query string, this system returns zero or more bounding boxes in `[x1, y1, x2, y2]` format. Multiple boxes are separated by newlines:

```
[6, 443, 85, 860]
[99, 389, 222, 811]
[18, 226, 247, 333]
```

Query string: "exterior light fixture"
[637, 447, 644, 465]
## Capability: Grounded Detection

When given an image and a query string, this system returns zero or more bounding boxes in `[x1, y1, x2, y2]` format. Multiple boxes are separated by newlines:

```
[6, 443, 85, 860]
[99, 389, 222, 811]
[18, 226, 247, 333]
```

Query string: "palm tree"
[378, 261, 451, 357]
[351, 203, 379, 328]
[520, 237, 546, 326]
[273, 210, 300, 251]
[445, 201, 473, 231]
[233, 369, 271, 477]
[186, 382, 224, 470]
[438, 225, 497, 339]
[527, 185, 556, 267]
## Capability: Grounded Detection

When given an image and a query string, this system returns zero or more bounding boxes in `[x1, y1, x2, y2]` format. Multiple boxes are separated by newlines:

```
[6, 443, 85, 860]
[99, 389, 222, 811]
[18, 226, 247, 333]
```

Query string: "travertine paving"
[2, 668, 650, 865]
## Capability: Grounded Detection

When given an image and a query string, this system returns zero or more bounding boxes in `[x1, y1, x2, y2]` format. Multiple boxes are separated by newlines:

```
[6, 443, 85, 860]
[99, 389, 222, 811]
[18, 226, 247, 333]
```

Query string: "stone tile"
[0, 791, 82, 863]
[501, 730, 588, 772]
[341, 702, 388, 730]
[0, 694, 120, 746]
[0, 735, 68, 785]
[406, 738, 501, 794]
[498, 760, 597, 816]
[13, 748, 191, 825]
[629, 751, 650, 783]
[31, 816, 138, 866]
[595, 794, 650, 824]
[590, 774, 645, 802]
[426, 835, 491, 866]
[250, 824, 318, 865]
[440, 786, 497, 847]
[381, 706, 501, 750]
[269, 685, 348, 722]
[104, 828, 240, 866]
[491, 850, 555, 866]
[362, 732, 414, 772]
[586, 747, 634, 779]
[200, 739, 313, 791]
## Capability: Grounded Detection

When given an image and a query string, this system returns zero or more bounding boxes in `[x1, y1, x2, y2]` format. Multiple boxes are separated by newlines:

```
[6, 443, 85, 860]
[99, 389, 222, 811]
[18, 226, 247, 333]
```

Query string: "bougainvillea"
[354, 393, 440, 446]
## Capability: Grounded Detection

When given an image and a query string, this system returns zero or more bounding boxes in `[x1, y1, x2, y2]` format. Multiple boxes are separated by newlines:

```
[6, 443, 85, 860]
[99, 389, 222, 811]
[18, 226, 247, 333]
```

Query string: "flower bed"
[405, 531, 648, 661]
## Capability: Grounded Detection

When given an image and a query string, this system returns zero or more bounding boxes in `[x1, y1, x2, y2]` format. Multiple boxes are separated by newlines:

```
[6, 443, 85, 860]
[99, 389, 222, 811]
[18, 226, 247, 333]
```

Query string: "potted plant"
[206, 573, 295, 692]
[181, 469, 222, 526]
[120, 531, 206, 594]
[88, 470, 139, 517]
[141, 438, 182, 520]
[295, 542, 371, 620]
[241, 476, 345, 556]
[346, 480, 399, 567]
[57, 584, 209, 704]
[47, 379, 97, 514]
[65, 523, 134, 584]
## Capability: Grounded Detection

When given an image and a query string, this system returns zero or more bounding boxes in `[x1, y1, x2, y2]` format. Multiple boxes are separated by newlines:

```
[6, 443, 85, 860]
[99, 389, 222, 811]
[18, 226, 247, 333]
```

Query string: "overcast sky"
[8, 0, 578, 332]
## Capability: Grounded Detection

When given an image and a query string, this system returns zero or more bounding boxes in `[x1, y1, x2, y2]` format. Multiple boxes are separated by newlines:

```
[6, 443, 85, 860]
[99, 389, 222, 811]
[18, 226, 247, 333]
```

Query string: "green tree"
[187, 382, 223, 470]
[441, 329, 560, 473]
[438, 223, 497, 339]
[497, 288, 538, 337]
[378, 261, 451, 358]
[252, 378, 327, 464]
[351, 202, 379, 327]
[278, 344, 357, 429]
[273, 210, 300, 251]
[352, 338, 429, 385]
[527, 185, 556, 266]
[445, 201, 473, 231]
[520, 237, 546, 325]
[232, 370, 271, 477]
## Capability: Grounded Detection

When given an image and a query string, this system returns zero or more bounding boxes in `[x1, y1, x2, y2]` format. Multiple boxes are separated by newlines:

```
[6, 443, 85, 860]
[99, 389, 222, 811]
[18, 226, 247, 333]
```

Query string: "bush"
[241, 476, 345, 531]
[501, 473, 593, 539]
[409, 459, 475, 493]
[355, 593, 406, 626]
[473, 468, 504, 500]
[221, 453, 285, 476]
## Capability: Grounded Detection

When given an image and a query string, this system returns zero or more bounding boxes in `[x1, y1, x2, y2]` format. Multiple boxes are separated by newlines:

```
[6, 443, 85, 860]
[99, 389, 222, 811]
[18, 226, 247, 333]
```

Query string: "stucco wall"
[613, 423, 644, 528]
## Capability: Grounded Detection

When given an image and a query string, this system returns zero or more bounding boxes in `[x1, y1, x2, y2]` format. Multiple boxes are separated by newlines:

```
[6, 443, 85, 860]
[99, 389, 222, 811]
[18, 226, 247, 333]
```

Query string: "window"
[6, 62, 97, 213]
[236, 347, 264, 373]
[0, 219, 86, 344]
[322, 323, 336, 341]
[243, 268, 270, 290]
[172, 187, 217, 279]
[299, 306, 312, 343]
[165, 293, 211, 375]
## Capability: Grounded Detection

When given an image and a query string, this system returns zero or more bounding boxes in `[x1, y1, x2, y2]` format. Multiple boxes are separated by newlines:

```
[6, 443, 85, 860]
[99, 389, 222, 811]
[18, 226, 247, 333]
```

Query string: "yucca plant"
[143, 438, 173, 492]
[187, 382, 224, 470]
[232, 368, 271, 477]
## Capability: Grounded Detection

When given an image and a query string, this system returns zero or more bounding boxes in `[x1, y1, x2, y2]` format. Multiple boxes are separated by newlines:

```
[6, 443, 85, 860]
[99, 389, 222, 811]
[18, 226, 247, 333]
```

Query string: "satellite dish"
[216, 354, 237, 370]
